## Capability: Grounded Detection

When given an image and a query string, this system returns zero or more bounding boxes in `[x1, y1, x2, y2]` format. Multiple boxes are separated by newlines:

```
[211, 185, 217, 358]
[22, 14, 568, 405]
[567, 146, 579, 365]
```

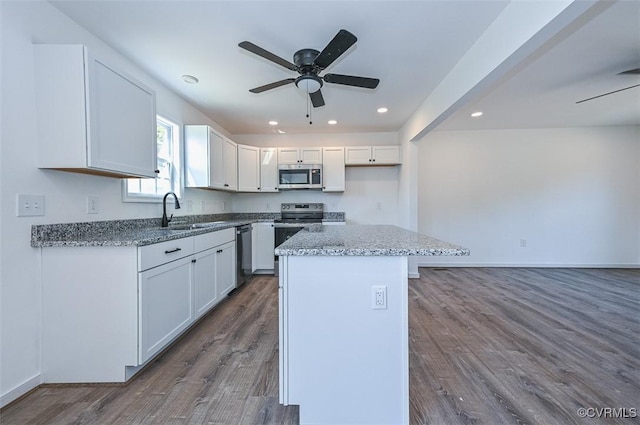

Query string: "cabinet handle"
[257, 187, 260, 190]
[224, 183, 229, 187]
[369, 159, 372, 162]
[216, 249, 223, 253]
[373, 159, 376, 162]
[164, 248, 182, 254]
[192, 259, 196, 263]
[154, 169, 160, 173]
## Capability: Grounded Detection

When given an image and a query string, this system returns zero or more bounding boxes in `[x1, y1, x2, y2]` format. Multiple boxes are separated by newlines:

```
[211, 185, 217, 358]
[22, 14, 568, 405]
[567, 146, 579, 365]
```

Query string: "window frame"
[122, 115, 183, 203]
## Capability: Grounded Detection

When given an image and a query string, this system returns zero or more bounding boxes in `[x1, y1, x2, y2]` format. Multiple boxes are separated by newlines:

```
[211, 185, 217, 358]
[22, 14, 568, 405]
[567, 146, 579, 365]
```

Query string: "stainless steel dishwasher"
[235, 224, 252, 288]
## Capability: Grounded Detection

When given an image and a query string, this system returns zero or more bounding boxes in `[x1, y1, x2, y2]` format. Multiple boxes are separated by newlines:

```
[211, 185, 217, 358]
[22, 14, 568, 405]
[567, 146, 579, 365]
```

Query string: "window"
[123, 116, 182, 202]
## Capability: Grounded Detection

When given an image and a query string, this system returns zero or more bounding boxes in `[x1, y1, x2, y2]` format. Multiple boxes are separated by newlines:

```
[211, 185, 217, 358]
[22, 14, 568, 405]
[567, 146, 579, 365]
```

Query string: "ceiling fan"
[238, 29, 379, 108]
[576, 68, 640, 104]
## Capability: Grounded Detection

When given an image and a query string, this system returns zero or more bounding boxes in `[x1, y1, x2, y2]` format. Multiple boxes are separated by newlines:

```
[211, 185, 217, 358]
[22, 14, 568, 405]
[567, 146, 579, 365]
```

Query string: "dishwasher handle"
[236, 225, 251, 235]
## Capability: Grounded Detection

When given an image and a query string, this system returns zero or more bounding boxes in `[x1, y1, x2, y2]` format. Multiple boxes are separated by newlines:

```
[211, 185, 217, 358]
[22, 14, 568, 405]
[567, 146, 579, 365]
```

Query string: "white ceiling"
[49, 0, 639, 136]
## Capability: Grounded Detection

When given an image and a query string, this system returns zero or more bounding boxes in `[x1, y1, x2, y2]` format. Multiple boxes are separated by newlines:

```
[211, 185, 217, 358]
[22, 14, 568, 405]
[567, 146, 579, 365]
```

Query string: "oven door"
[274, 224, 306, 276]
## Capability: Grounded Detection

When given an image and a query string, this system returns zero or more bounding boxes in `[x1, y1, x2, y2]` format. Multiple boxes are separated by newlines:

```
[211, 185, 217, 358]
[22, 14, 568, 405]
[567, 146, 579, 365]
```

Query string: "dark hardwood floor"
[1, 268, 638, 424]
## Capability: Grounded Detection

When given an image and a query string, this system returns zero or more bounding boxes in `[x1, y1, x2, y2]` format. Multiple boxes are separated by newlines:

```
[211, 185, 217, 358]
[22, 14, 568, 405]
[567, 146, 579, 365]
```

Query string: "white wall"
[416, 126, 640, 267]
[232, 133, 401, 224]
[0, 1, 231, 406]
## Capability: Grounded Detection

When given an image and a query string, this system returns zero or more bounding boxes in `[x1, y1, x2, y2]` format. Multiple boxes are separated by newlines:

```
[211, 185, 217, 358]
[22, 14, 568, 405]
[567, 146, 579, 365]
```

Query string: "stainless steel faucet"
[161, 192, 181, 227]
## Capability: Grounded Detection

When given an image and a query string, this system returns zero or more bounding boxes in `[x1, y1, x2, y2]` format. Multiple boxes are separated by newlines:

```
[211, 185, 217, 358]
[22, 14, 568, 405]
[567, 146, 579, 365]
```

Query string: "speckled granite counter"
[31, 212, 346, 248]
[274, 224, 469, 256]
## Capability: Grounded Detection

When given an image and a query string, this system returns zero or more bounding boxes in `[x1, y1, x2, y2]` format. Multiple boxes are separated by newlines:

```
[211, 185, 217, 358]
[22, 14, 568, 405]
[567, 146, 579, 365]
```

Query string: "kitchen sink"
[165, 221, 228, 230]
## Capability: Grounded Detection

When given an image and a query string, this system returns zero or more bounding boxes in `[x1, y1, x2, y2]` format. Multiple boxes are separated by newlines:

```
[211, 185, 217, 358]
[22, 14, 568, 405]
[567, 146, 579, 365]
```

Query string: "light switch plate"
[17, 194, 45, 217]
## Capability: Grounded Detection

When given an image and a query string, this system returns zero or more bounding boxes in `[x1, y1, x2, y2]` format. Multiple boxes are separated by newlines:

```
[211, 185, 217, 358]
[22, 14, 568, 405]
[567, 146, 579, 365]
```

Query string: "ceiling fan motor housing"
[294, 48, 321, 70]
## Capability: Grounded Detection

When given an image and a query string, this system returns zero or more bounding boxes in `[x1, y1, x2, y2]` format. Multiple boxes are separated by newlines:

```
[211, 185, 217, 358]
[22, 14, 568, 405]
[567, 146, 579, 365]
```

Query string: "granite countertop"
[31, 220, 252, 247]
[31, 212, 346, 248]
[274, 224, 470, 257]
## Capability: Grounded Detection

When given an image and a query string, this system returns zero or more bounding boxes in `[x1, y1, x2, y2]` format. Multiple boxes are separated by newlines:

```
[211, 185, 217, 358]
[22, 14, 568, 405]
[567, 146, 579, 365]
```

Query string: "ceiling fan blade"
[239, 41, 297, 71]
[323, 73, 379, 89]
[249, 78, 295, 93]
[618, 68, 640, 75]
[314, 29, 357, 69]
[309, 89, 325, 108]
[575, 83, 640, 104]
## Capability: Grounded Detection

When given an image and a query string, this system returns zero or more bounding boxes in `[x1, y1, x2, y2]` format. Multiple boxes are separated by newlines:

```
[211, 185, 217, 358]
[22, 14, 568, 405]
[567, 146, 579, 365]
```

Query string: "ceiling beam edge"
[405, 0, 607, 142]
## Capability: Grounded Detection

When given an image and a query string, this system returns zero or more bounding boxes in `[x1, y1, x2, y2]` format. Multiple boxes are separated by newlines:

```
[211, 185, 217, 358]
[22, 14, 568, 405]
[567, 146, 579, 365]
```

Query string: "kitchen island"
[275, 224, 469, 425]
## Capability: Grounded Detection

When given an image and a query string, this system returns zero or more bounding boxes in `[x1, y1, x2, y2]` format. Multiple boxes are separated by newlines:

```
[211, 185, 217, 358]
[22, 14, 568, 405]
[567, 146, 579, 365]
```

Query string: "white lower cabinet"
[193, 248, 218, 319]
[41, 228, 236, 384]
[193, 239, 236, 320]
[253, 222, 275, 273]
[216, 242, 236, 296]
[139, 257, 194, 364]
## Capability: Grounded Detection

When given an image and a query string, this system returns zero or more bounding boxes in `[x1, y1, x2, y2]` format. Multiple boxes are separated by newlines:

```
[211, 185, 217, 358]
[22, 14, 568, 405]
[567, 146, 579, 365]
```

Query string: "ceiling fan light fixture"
[295, 75, 322, 93]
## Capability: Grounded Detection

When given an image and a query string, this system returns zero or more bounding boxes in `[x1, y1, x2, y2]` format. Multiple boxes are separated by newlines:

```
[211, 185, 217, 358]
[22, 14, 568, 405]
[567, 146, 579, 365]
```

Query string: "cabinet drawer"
[138, 237, 194, 271]
[194, 228, 235, 253]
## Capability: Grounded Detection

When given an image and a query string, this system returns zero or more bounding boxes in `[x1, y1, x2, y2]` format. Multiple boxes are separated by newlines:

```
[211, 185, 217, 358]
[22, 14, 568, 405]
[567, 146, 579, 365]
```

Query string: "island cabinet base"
[279, 255, 409, 425]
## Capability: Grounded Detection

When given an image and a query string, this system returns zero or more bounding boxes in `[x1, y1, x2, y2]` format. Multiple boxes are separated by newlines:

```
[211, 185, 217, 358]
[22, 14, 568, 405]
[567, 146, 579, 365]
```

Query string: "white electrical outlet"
[87, 196, 99, 214]
[520, 238, 527, 248]
[372, 285, 387, 310]
[16, 194, 45, 217]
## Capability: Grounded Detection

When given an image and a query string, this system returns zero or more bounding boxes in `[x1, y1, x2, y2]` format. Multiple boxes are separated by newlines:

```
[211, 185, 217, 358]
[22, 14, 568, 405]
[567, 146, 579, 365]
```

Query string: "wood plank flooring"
[1, 268, 638, 424]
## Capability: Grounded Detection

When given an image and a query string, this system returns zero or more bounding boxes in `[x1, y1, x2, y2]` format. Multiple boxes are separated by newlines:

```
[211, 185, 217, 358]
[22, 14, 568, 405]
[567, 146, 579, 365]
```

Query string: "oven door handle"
[274, 223, 311, 228]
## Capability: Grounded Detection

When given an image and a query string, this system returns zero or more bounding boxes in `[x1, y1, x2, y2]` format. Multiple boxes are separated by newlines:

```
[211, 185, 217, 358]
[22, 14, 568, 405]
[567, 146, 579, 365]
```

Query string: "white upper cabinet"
[237, 144, 260, 192]
[322, 147, 345, 192]
[278, 147, 322, 164]
[344, 146, 401, 166]
[260, 148, 279, 192]
[34, 45, 157, 178]
[185, 125, 237, 191]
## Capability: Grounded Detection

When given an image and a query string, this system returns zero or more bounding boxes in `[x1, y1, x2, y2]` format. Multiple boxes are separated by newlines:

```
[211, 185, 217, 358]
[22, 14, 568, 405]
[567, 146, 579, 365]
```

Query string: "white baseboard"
[1, 374, 41, 408]
[408, 272, 420, 279]
[416, 262, 639, 269]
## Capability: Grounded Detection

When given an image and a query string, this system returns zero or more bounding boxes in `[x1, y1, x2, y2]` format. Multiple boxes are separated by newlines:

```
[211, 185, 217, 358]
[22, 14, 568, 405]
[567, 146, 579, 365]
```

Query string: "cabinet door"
[322, 147, 345, 192]
[87, 55, 157, 177]
[255, 222, 275, 270]
[260, 148, 279, 192]
[300, 148, 322, 164]
[209, 130, 226, 189]
[139, 257, 193, 364]
[278, 148, 300, 165]
[237, 144, 260, 192]
[193, 249, 218, 319]
[184, 125, 211, 188]
[223, 138, 238, 191]
[34, 45, 157, 178]
[216, 241, 236, 298]
[344, 146, 372, 165]
[372, 146, 401, 165]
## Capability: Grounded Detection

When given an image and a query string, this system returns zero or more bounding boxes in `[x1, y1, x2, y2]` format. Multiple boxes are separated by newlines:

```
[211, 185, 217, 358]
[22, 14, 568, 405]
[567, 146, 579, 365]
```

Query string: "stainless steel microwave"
[278, 164, 323, 190]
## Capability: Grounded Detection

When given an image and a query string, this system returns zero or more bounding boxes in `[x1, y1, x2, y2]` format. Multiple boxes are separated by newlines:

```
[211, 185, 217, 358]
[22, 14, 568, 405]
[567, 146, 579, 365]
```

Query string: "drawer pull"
[217, 249, 223, 253]
[164, 248, 182, 254]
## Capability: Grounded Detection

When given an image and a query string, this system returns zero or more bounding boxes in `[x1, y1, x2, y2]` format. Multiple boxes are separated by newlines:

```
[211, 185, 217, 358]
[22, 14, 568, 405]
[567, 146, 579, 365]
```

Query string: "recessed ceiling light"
[181, 74, 199, 84]
[269, 120, 278, 126]
[277, 129, 286, 134]
[328, 120, 337, 125]
[377, 107, 388, 113]
[470, 111, 483, 118]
